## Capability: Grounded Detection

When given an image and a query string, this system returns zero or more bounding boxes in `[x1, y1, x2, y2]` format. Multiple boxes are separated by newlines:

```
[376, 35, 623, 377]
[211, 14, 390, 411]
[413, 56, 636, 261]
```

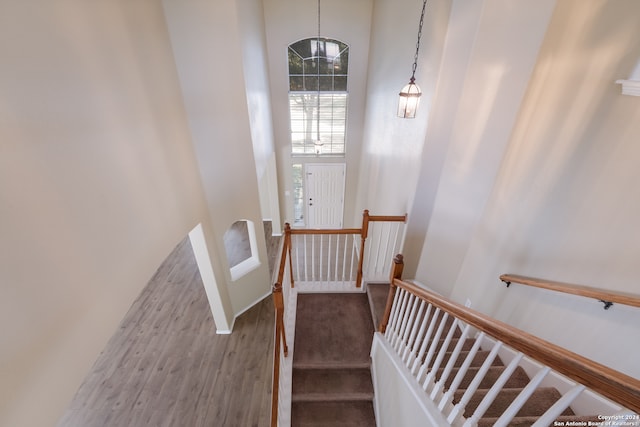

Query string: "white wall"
[263, 0, 373, 227]
[0, 2, 218, 425]
[354, 0, 452, 226]
[162, 0, 272, 315]
[412, 0, 640, 378]
[237, 0, 282, 233]
[411, 0, 556, 289]
[370, 334, 447, 427]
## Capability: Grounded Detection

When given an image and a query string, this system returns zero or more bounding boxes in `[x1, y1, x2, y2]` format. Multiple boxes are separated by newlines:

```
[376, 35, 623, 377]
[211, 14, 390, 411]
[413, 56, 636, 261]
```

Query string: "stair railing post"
[284, 223, 294, 288]
[272, 282, 288, 355]
[379, 254, 404, 333]
[271, 282, 285, 427]
[356, 209, 370, 288]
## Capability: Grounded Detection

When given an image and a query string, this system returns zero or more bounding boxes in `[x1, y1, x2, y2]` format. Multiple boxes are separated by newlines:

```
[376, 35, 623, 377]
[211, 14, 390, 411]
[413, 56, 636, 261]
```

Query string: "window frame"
[288, 37, 349, 157]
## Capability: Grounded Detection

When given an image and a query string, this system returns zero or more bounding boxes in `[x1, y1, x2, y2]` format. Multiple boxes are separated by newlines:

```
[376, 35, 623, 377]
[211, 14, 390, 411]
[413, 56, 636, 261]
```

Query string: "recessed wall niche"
[223, 220, 261, 281]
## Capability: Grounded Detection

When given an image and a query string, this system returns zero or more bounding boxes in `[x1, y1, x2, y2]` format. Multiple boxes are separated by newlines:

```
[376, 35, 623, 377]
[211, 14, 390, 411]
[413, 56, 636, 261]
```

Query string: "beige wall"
[0, 2, 217, 425]
[411, 0, 556, 286]
[162, 0, 272, 315]
[237, 0, 282, 232]
[412, 0, 640, 378]
[354, 0, 452, 222]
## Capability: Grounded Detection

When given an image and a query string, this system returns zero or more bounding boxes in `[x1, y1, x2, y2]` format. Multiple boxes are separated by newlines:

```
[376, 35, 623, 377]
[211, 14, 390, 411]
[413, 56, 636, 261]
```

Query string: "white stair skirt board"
[371, 333, 449, 427]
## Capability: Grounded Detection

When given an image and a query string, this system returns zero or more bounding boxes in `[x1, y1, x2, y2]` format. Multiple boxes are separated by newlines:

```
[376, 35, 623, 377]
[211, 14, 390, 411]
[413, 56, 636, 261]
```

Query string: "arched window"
[288, 38, 349, 156]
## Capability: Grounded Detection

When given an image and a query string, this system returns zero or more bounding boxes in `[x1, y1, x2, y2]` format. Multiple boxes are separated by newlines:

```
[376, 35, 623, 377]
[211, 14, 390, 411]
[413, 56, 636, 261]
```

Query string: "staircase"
[291, 293, 376, 426]
[366, 283, 603, 427]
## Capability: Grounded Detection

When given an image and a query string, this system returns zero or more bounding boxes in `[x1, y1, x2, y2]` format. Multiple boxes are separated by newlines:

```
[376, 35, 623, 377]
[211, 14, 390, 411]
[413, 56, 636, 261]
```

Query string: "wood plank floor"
[58, 236, 275, 427]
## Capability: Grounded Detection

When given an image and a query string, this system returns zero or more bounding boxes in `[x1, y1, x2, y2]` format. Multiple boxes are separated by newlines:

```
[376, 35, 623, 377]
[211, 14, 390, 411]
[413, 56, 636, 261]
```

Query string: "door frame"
[304, 163, 346, 229]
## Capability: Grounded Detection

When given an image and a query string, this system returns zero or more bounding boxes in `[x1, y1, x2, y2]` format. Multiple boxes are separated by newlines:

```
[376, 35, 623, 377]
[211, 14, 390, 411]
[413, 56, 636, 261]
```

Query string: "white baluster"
[351, 234, 356, 283]
[396, 294, 419, 354]
[385, 288, 405, 341]
[460, 350, 522, 427]
[390, 223, 401, 272]
[411, 307, 440, 375]
[493, 366, 551, 427]
[328, 235, 333, 283]
[333, 234, 346, 282]
[405, 303, 432, 368]
[318, 234, 323, 283]
[456, 341, 523, 427]
[402, 299, 426, 363]
[417, 311, 449, 383]
[394, 294, 416, 352]
[423, 318, 460, 393]
[364, 229, 373, 280]
[341, 235, 346, 282]
[531, 384, 585, 427]
[431, 323, 472, 401]
[380, 224, 392, 276]
[303, 235, 308, 282]
[373, 225, 382, 275]
[390, 290, 411, 348]
[439, 332, 486, 413]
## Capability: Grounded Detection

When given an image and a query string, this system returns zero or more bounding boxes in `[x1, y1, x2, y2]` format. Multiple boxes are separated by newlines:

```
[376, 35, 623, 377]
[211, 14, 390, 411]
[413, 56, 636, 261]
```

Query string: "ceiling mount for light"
[398, 0, 428, 118]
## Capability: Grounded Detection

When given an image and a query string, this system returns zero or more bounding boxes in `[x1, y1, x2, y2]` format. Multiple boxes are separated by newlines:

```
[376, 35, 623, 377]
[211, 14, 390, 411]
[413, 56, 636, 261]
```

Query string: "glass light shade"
[398, 80, 422, 118]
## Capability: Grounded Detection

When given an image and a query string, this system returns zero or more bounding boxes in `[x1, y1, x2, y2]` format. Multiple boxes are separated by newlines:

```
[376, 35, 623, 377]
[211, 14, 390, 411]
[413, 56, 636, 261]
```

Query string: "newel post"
[272, 282, 288, 356]
[356, 210, 370, 288]
[284, 223, 294, 288]
[379, 254, 404, 333]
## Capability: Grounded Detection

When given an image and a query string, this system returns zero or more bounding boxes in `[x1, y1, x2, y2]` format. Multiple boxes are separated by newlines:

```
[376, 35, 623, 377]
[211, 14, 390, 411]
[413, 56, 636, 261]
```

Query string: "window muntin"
[288, 38, 348, 156]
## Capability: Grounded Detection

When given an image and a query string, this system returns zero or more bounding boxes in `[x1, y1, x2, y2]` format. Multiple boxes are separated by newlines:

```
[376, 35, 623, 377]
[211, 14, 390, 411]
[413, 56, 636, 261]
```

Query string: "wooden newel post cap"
[390, 254, 404, 282]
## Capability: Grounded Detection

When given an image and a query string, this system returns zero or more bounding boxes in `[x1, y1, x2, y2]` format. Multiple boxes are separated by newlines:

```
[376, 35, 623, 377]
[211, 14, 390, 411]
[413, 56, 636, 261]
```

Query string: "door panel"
[305, 163, 345, 229]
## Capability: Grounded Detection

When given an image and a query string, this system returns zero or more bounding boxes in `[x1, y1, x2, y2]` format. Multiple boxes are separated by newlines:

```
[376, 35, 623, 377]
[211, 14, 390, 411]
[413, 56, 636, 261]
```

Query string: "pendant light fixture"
[398, 0, 428, 118]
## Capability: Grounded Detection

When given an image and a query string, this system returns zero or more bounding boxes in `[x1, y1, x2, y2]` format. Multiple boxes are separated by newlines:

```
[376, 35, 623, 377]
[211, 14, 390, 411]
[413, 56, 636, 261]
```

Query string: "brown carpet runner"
[292, 293, 376, 426]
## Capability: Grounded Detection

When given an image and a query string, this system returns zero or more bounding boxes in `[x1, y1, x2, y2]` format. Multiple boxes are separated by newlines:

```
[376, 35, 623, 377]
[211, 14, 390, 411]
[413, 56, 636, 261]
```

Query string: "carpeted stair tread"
[292, 367, 373, 400]
[292, 392, 374, 402]
[440, 365, 530, 389]
[291, 400, 376, 426]
[366, 283, 389, 330]
[441, 337, 476, 352]
[293, 361, 371, 370]
[294, 293, 374, 366]
[457, 387, 573, 418]
[428, 349, 504, 370]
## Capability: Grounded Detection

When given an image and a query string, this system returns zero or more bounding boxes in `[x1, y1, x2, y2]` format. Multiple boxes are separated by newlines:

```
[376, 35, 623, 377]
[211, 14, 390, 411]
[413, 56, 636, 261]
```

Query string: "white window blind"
[289, 93, 347, 156]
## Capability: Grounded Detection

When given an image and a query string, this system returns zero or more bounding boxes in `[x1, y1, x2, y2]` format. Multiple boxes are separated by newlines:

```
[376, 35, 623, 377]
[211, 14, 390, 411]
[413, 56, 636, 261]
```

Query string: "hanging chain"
[318, 0, 321, 45]
[316, 0, 322, 147]
[411, 0, 428, 80]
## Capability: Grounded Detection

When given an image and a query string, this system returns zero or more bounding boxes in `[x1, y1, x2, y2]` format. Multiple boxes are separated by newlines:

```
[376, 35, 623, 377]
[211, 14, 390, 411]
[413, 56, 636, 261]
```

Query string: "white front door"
[305, 163, 346, 229]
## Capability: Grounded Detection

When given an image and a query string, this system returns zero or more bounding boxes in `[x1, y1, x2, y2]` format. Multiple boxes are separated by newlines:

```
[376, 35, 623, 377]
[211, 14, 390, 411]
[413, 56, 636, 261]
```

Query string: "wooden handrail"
[271, 224, 292, 427]
[385, 271, 640, 413]
[289, 228, 362, 235]
[271, 284, 283, 427]
[501, 274, 640, 309]
[368, 213, 408, 222]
